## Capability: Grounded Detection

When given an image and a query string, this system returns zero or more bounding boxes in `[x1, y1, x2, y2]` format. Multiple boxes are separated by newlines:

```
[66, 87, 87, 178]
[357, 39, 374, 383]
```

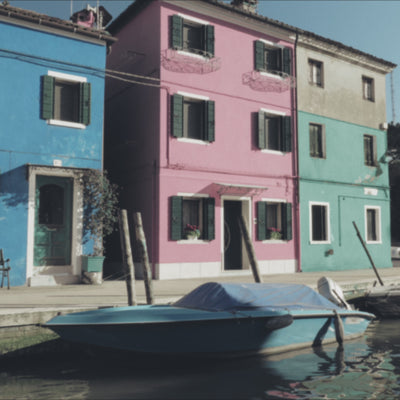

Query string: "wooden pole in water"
[133, 212, 154, 305]
[352, 221, 384, 286]
[119, 209, 137, 305]
[238, 215, 263, 283]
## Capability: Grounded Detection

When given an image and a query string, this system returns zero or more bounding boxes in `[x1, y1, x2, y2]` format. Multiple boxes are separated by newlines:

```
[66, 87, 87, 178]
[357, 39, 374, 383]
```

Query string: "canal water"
[1, 319, 399, 399]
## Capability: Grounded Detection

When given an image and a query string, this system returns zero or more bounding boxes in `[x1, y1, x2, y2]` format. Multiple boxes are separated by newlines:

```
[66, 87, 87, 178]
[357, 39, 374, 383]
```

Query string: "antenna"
[70, 0, 73, 17]
[391, 71, 396, 123]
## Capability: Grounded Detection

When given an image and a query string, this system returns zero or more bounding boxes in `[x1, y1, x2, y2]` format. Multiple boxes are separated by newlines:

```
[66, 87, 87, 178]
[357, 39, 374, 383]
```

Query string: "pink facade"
[106, 0, 299, 279]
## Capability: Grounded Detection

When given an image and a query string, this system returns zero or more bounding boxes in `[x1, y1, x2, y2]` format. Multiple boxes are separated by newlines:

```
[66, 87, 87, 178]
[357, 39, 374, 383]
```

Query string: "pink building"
[105, 0, 299, 279]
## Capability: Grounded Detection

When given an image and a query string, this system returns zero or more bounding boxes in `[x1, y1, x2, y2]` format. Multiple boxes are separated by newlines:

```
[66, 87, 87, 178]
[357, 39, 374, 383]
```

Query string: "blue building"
[0, 4, 115, 286]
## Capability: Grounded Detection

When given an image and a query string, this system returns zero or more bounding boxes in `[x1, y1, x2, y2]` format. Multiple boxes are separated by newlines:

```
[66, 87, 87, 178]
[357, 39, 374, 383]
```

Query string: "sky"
[8, 0, 400, 122]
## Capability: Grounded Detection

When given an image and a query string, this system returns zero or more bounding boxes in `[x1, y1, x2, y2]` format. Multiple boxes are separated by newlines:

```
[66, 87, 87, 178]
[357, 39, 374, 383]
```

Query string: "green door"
[34, 176, 73, 266]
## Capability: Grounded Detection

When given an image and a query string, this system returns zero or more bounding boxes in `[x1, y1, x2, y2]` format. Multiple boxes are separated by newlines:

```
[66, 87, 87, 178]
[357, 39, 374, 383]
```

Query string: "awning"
[214, 182, 268, 196]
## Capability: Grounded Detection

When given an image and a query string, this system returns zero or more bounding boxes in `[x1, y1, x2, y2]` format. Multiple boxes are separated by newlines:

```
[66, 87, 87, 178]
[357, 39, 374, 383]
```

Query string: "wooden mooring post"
[238, 215, 263, 283]
[119, 209, 137, 306]
[352, 221, 384, 286]
[133, 212, 154, 305]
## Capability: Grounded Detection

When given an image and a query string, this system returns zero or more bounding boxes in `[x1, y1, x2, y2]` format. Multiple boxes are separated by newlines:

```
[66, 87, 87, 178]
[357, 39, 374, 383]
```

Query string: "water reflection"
[1, 320, 400, 400]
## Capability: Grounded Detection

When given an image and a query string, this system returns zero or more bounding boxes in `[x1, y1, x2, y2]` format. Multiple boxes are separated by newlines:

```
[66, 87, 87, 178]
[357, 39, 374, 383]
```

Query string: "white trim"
[177, 193, 209, 198]
[261, 149, 285, 156]
[261, 198, 287, 203]
[178, 13, 209, 26]
[176, 50, 209, 61]
[309, 201, 331, 244]
[258, 38, 282, 48]
[47, 119, 86, 129]
[260, 71, 285, 81]
[177, 138, 210, 145]
[177, 91, 210, 101]
[48, 70, 87, 83]
[365, 205, 382, 244]
[260, 108, 287, 116]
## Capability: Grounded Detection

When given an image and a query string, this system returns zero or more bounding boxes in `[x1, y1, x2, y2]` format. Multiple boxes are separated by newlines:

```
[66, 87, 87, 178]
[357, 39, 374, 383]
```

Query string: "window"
[38, 184, 64, 226]
[365, 206, 381, 243]
[170, 196, 215, 241]
[41, 72, 91, 127]
[310, 202, 330, 243]
[172, 94, 215, 142]
[254, 40, 292, 76]
[171, 15, 214, 57]
[308, 59, 323, 87]
[364, 134, 377, 166]
[309, 123, 326, 158]
[258, 111, 291, 152]
[257, 201, 292, 241]
[362, 76, 374, 101]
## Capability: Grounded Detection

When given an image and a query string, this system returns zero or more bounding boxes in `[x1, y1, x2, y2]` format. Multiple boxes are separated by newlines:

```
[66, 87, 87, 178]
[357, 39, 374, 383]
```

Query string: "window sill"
[261, 149, 285, 156]
[366, 240, 382, 245]
[310, 240, 331, 245]
[177, 239, 208, 244]
[176, 50, 209, 60]
[177, 138, 210, 145]
[259, 71, 284, 80]
[262, 240, 286, 244]
[47, 119, 86, 130]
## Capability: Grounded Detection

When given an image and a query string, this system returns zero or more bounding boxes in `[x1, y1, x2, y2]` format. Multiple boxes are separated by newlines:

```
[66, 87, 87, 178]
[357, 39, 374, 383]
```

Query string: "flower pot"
[186, 233, 198, 240]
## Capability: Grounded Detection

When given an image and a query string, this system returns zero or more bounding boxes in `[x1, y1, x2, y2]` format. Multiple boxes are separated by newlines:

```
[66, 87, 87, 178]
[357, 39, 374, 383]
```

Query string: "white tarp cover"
[174, 282, 342, 312]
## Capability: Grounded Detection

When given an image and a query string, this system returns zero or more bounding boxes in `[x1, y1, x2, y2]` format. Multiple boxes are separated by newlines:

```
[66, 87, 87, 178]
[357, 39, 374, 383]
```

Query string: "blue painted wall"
[0, 20, 107, 285]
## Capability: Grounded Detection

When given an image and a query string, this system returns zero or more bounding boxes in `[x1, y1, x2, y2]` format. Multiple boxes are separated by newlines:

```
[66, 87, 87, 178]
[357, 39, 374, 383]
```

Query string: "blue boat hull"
[45, 305, 374, 356]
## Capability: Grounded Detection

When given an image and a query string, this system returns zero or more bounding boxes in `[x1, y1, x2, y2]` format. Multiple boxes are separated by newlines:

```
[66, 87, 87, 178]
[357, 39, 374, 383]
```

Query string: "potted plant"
[79, 169, 119, 280]
[268, 227, 282, 240]
[184, 224, 201, 240]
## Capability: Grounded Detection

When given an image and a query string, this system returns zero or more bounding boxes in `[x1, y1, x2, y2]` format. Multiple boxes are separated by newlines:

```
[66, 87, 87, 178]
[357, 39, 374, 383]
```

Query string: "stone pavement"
[1, 267, 400, 328]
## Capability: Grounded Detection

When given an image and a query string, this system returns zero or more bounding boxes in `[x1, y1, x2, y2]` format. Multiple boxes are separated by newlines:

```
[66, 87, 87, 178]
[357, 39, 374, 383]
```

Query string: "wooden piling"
[238, 215, 263, 283]
[133, 212, 154, 305]
[118, 209, 137, 305]
[352, 221, 384, 286]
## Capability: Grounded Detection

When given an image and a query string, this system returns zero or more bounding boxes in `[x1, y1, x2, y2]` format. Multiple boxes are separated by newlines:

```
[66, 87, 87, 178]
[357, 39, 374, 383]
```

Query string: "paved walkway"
[1, 267, 400, 328]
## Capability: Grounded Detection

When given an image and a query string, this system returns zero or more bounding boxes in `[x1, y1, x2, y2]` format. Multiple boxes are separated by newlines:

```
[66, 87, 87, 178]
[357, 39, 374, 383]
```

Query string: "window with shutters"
[257, 201, 292, 241]
[364, 134, 377, 166]
[171, 14, 214, 58]
[170, 195, 215, 241]
[309, 123, 326, 158]
[308, 59, 323, 87]
[257, 110, 291, 153]
[254, 40, 292, 76]
[41, 71, 91, 129]
[365, 206, 381, 243]
[310, 202, 330, 243]
[172, 93, 215, 143]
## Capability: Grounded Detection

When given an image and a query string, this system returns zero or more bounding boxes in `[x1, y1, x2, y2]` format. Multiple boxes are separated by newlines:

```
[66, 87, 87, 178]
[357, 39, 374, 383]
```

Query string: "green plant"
[79, 169, 119, 256]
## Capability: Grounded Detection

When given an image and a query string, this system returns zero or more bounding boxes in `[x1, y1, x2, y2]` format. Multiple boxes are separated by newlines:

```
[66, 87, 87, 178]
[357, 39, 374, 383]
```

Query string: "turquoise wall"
[298, 111, 392, 271]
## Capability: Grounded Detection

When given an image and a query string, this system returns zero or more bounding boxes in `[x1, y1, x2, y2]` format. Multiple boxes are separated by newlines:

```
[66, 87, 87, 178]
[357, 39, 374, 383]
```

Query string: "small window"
[254, 41, 292, 76]
[257, 201, 292, 241]
[309, 123, 326, 158]
[310, 202, 330, 243]
[362, 76, 374, 101]
[308, 59, 323, 87]
[258, 111, 291, 152]
[364, 134, 377, 166]
[171, 15, 214, 57]
[170, 196, 215, 241]
[365, 206, 381, 243]
[38, 184, 64, 226]
[172, 94, 215, 142]
[41, 74, 91, 126]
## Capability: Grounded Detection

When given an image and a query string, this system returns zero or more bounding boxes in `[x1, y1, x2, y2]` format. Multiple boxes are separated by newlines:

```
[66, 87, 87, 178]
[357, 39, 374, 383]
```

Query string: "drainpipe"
[293, 32, 302, 272]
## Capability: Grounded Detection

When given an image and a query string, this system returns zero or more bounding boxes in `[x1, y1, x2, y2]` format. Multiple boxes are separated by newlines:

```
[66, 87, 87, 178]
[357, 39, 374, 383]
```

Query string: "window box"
[81, 255, 105, 273]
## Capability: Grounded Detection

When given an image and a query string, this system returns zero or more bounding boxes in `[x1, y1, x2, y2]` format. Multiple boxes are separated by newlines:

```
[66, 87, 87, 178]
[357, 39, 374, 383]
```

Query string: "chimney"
[231, 0, 258, 14]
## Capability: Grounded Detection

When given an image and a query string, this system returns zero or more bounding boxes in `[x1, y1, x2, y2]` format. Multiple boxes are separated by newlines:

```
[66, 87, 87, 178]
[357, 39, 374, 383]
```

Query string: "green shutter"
[171, 196, 183, 240]
[171, 15, 183, 49]
[282, 47, 292, 75]
[205, 25, 215, 57]
[41, 75, 54, 120]
[203, 198, 215, 240]
[254, 40, 265, 71]
[282, 203, 293, 241]
[206, 100, 215, 142]
[79, 82, 91, 126]
[258, 111, 266, 149]
[257, 202, 267, 240]
[172, 94, 183, 138]
[282, 116, 292, 152]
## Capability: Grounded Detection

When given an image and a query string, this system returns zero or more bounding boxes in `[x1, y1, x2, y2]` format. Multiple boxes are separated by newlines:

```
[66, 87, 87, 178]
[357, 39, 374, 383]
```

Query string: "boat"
[347, 285, 400, 318]
[45, 282, 374, 357]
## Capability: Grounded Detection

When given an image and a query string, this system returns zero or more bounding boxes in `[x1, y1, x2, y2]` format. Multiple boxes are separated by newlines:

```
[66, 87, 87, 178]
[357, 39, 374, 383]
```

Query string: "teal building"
[296, 31, 396, 272]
